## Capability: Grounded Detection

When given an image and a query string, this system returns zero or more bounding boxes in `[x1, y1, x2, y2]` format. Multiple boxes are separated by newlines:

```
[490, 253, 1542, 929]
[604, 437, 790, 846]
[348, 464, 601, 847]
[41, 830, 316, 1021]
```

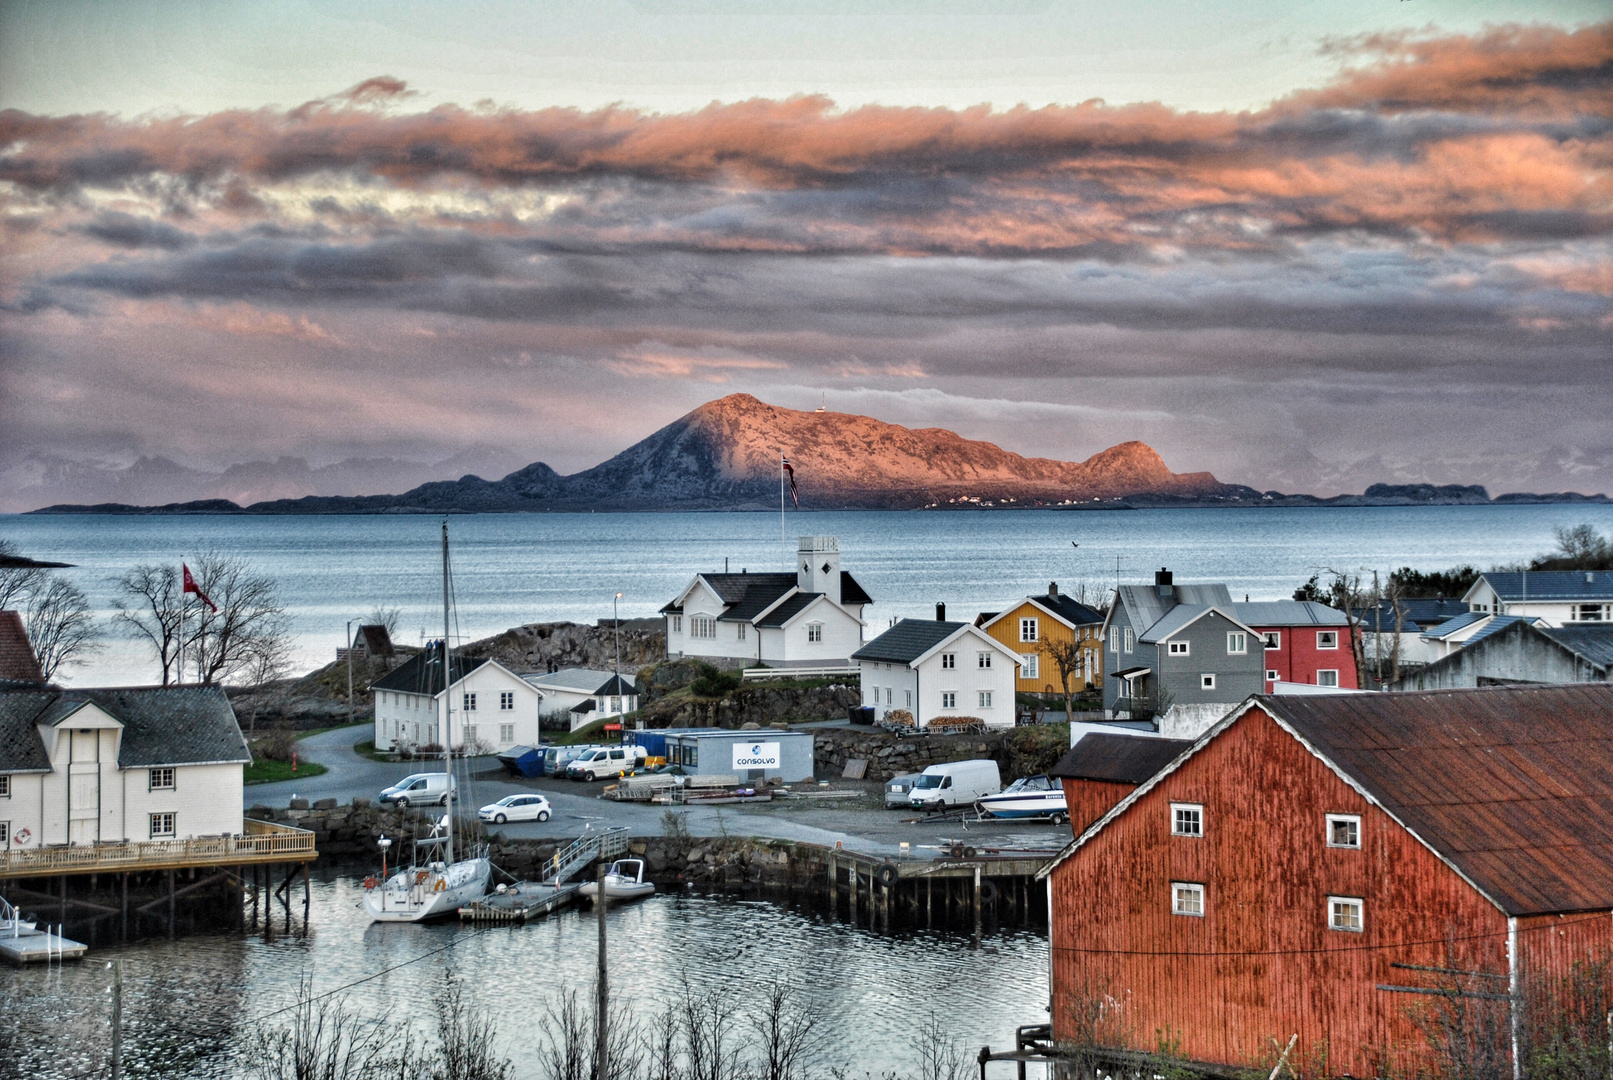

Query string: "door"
[68, 730, 101, 844]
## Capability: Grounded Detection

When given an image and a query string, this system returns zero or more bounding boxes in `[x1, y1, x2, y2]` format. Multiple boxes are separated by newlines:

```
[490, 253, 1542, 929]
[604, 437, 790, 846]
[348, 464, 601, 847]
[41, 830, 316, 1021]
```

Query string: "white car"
[477, 794, 552, 824]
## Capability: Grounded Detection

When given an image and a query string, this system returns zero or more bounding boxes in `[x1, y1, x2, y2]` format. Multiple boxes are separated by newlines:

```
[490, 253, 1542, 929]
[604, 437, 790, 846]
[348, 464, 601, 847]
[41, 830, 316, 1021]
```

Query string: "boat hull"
[363, 858, 492, 923]
[976, 791, 1068, 820]
[578, 880, 655, 902]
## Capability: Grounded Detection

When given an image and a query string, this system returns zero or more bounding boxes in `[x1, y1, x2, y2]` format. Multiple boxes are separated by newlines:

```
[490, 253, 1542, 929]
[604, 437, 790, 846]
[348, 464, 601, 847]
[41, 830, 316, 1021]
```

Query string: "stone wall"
[640, 684, 860, 728]
[811, 726, 1012, 782]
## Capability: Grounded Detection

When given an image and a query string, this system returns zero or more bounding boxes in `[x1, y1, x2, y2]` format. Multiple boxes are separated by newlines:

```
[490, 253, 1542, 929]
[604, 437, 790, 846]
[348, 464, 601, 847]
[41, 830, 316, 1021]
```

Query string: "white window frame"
[1020, 653, 1039, 680]
[1200, 673, 1216, 690]
[977, 651, 992, 669]
[690, 616, 717, 640]
[1328, 896, 1364, 932]
[463, 723, 478, 744]
[1576, 604, 1605, 622]
[1109, 627, 1120, 653]
[1171, 802, 1204, 837]
[149, 767, 176, 792]
[1317, 631, 1339, 650]
[499, 691, 514, 711]
[0, 821, 7, 845]
[1327, 813, 1361, 849]
[463, 692, 477, 712]
[941, 652, 956, 670]
[737, 622, 747, 641]
[499, 723, 515, 743]
[1020, 617, 1039, 643]
[671, 614, 682, 633]
[1168, 640, 1190, 656]
[1227, 632, 1247, 655]
[149, 812, 176, 839]
[1266, 669, 1280, 682]
[905, 690, 912, 708]
[885, 687, 893, 705]
[1172, 882, 1205, 917]
[806, 623, 823, 643]
[978, 690, 993, 709]
[1262, 631, 1281, 650]
[1123, 628, 1134, 653]
[0, 775, 9, 798]
[941, 691, 957, 709]
[1317, 669, 1339, 688]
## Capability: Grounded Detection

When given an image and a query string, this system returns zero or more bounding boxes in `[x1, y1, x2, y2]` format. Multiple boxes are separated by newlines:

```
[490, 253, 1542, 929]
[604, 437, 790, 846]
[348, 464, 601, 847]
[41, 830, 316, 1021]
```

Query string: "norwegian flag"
[782, 456, 799, 508]
[182, 563, 217, 613]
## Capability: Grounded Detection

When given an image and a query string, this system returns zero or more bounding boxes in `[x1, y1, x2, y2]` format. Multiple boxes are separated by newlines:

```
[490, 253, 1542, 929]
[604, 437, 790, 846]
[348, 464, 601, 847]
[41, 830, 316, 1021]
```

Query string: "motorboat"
[577, 859, 655, 903]
[976, 774, 1068, 823]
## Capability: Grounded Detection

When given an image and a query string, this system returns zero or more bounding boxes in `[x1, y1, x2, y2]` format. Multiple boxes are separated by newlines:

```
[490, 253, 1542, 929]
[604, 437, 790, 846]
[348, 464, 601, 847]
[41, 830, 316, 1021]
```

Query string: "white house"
[521, 668, 638, 731]
[660, 536, 874, 668]
[851, 613, 1021, 730]
[1465, 570, 1613, 626]
[1420, 612, 1544, 660]
[0, 684, 251, 849]
[371, 646, 544, 754]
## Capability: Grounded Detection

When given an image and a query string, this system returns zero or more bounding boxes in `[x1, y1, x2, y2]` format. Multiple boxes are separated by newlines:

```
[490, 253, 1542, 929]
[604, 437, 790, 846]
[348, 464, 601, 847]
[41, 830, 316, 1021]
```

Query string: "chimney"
[1048, 581, 1058, 597]
[936, 602, 947, 622]
[1155, 567, 1174, 600]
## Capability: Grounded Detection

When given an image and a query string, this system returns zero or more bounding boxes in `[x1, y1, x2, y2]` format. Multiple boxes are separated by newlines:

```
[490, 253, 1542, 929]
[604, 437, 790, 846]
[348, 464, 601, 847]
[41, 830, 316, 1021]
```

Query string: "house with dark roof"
[850, 608, 1021, 729]
[660, 536, 874, 669]
[371, 643, 544, 753]
[0, 684, 251, 848]
[0, 610, 45, 684]
[1037, 684, 1613, 1078]
[1049, 732, 1191, 834]
[1465, 569, 1613, 625]
[1351, 597, 1471, 669]
[1392, 619, 1613, 690]
[977, 583, 1105, 695]
[341, 624, 395, 662]
[1419, 611, 1545, 661]
[521, 667, 639, 731]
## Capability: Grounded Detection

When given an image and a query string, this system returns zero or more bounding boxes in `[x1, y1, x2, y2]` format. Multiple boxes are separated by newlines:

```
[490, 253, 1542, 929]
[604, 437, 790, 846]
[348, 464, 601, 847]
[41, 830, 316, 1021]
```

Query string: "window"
[691, 616, 717, 639]
[1266, 670, 1280, 682]
[463, 724, 478, 744]
[1329, 896, 1364, 932]
[941, 691, 957, 709]
[1171, 803, 1203, 837]
[499, 723, 515, 743]
[149, 812, 176, 838]
[737, 622, 747, 641]
[1200, 674, 1216, 690]
[905, 690, 912, 708]
[1317, 631, 1339, 650]
[807, 623, 823, 643]
[1020, 617, 1039, 642]
[1576, 604, 1606, 622]
[1020, 653, 1039, 680]
[1327, 814, 1361, 848]
[1172, 882, 1204, 917]
[686, 745, 697, 767]
[978, 690, 993, 708]
[463, 692, 477, 712]
[1168, 640, 1189, 656]
[149, 768, 175, 791]
[1262, 631, 1281, 650]
[0, 775, 10, 798]
[977, 652, 992, 669]
[1227, 632, 1247, 655]
[500, 691, 514, 710]
[941, 652, 956, 669]
[885, 688, 893, 705]
[0, 821, 7, 845]
[868, 685, 879, 704]
[672, 615, 683, 633]
[1123, 628, 1134, 653]
[1109, 627, 1120, 653]
[1317, 669, 1339, 688]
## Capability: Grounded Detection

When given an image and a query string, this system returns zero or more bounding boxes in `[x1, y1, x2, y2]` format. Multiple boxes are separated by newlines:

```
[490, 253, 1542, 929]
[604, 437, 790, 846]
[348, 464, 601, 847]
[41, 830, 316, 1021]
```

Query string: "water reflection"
[1, 869, 1050, 1079]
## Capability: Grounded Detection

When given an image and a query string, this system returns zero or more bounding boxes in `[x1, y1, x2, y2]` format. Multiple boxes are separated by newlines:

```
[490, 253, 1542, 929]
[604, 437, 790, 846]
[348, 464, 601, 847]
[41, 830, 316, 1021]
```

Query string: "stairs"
[541, 825, 630, 886]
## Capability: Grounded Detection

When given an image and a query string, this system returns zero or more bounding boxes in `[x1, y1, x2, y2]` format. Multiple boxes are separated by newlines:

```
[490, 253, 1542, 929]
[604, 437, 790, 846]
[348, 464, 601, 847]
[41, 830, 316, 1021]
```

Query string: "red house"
[1038, 684, 1613, 1077]
[1233, 600, 1358, 692]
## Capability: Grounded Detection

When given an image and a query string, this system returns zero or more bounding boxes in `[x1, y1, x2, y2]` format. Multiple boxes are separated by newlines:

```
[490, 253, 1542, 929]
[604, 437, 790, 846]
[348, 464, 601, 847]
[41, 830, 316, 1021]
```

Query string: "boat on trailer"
[577, 859, 655, 903]
[976, 774, 1068, 823]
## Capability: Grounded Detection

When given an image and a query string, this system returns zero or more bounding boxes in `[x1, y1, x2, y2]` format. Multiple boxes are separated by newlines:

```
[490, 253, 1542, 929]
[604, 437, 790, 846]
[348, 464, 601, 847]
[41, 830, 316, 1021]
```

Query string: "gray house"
[1101, 569, 1265, 736]
[1392, 621, 1613, 691]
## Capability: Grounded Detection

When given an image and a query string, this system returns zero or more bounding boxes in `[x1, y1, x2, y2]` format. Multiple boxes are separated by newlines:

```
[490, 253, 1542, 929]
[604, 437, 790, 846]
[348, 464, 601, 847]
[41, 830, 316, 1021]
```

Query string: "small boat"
[976, 774, 1068, 823]
[577, 859, 655, 903]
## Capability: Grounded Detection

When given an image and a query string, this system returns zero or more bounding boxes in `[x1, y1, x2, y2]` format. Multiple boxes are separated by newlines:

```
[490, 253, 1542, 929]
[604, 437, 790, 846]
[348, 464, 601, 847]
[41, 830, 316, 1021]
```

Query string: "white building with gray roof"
[521, 668, 639, 731]
[851, 609, 1021, 729]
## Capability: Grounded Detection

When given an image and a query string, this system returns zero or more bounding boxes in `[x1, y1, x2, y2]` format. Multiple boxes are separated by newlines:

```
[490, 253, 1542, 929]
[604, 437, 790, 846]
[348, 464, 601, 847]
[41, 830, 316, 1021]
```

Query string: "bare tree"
[26, 576, 100, 680]
[112, 564, 183, 684]
[0, 539, 49, 610]
[186, 551, 291, 685]
[242, 632, 295, 736]
[432, 971, 513, 1080]
[1043, 635, 1087, 724]
[366, 606, 403, 637]
[747, 980, 824, 1080]
[248, 976, 425, 1080]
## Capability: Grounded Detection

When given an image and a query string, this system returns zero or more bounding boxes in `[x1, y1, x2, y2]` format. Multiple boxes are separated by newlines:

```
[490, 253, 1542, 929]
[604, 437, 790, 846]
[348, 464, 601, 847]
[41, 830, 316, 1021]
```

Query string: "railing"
[742, 664, 857, 682]
[0, 818, 316, 878]
[541, 825, 630, 886]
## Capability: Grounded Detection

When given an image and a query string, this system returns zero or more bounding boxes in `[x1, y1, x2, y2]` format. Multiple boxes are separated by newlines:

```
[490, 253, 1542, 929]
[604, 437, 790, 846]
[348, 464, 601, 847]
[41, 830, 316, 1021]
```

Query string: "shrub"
[252, 728, 297, 763]
[689, 663, 741, 698]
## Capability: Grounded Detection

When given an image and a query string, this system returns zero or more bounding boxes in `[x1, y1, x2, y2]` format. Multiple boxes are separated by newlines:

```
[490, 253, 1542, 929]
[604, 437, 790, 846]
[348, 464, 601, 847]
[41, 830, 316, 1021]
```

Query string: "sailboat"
[363, 522, 492, 923]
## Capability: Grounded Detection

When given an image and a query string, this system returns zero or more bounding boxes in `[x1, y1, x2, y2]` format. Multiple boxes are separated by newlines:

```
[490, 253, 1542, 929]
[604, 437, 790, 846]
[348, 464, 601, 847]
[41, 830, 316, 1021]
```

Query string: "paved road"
[247, 726, 1073, 859]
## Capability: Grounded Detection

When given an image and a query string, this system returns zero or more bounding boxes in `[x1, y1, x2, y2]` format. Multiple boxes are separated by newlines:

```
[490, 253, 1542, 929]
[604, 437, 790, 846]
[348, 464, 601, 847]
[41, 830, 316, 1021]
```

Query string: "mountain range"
[24, 394, 1609, 514]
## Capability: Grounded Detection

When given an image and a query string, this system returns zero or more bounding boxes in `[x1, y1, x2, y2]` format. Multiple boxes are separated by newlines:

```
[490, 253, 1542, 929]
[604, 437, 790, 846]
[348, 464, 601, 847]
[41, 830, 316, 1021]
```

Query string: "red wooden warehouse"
[1038, 684, 1613, 1077]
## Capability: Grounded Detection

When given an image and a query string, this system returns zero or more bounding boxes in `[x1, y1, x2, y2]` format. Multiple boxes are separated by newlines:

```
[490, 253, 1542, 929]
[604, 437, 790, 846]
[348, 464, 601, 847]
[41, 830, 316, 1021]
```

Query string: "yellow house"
[978, 583, 1106, 696]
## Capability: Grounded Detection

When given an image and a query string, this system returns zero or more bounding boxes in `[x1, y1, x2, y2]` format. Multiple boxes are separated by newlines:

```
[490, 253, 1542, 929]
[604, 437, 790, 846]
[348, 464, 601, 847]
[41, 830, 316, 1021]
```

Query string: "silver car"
[885, 773, 922, 808]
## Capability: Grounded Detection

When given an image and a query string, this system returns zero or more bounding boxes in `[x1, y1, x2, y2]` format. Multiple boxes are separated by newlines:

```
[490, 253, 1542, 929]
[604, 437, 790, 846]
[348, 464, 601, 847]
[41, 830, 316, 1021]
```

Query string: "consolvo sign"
[733, 741, 781, 770]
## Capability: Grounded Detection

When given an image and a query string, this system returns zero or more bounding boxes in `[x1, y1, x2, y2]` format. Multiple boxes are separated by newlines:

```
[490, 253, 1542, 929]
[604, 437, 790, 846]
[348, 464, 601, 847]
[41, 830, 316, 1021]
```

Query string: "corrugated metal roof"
[1116, 582, 1233, 637]
[1421, 611, 1487, 640]
[1138, 604, 1257, 644]
[1480, 571, 1613, 602]
[1540, 626, 1613, 668]
[1232, 600, 1351, 627]
[1050, 733, 1193, 783]
[1464, 614, 1541, 646]
[522, 667, 619, 693]
[851, 619, 964, 664]
[1354, 598, 1471, 632]
[1264, 684, 1613, 916]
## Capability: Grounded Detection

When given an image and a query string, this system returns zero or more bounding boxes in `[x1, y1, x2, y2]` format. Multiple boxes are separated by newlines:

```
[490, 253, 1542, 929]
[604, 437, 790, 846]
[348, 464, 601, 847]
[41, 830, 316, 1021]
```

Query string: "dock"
[0, 925, 88, 965]
[460, 882, 580, 923]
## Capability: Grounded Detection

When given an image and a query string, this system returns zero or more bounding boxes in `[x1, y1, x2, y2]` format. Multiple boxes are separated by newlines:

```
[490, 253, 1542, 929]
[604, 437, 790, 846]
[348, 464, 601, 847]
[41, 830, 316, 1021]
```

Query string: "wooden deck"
[0, 819, 316, 880]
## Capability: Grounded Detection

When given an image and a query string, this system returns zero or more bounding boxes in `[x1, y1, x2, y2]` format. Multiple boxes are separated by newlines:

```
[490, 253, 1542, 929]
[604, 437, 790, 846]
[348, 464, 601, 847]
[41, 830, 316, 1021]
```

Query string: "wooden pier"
[823, 846, 1054, 940]
[459, 882, 580, 923]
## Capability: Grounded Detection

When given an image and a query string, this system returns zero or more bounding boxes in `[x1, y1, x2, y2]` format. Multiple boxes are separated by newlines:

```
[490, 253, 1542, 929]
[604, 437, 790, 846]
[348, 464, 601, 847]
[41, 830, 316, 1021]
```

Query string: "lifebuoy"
[415, 870, 430, 885]
[433, 878, 446, 893]
[363, 876, 378, 890]
[13, 828, 30, 845]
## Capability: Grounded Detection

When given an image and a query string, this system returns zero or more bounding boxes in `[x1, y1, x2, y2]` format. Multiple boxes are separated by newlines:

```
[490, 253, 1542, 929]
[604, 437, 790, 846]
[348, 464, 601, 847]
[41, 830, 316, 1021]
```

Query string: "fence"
[0, 819, 316, 878]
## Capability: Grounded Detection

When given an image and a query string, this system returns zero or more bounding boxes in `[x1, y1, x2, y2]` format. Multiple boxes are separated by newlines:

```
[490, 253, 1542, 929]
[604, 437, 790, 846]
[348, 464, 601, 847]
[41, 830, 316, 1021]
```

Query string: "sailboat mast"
[441, 519, 454, 867]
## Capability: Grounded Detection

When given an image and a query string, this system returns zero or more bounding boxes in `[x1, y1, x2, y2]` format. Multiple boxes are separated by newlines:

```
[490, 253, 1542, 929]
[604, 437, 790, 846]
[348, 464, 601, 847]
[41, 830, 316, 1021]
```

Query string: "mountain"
[27, 394, 1231, 513]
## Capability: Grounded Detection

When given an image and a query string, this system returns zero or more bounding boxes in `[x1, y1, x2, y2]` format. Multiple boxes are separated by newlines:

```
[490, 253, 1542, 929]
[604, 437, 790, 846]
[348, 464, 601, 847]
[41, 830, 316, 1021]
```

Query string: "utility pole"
[613, 593, 623, 698]
[346, 619, 357, 729]
[595, 862, 609, 1080]
[110, 959, 122, 1080]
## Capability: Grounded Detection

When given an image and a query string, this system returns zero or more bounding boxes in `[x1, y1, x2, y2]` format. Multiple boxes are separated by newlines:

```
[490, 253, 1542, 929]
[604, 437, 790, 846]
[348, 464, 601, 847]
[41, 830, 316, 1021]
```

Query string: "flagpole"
[780, 452, 788, 570]
[176, 563, 183, 687]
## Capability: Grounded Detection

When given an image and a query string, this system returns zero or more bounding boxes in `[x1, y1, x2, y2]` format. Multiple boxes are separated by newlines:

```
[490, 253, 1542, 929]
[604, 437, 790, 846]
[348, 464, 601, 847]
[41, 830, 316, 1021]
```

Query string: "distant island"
[26, 394, 1610, 514]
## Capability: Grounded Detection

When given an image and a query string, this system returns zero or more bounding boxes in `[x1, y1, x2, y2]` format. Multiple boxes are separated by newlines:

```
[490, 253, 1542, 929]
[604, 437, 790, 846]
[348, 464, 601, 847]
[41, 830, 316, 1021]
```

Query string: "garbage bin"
[850, 705, 875, 725]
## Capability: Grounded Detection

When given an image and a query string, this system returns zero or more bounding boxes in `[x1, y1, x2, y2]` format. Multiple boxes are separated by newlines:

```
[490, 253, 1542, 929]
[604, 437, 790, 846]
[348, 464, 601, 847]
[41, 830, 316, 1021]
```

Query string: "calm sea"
[4, 505, 1610, 686]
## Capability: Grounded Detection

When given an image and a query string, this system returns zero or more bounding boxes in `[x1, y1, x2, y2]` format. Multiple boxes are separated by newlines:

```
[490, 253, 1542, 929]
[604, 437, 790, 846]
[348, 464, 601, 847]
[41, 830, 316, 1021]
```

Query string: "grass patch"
[353, 740, 395, 762]
[297, 719, 371, 739]
[554, 718, 611, 745]
[245, 757, 329, 785]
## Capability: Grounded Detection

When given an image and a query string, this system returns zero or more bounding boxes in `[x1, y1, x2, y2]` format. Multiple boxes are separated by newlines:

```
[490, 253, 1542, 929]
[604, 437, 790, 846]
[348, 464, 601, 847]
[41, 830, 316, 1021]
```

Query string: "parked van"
[908, 759, 1001, 811]
[542, 745, 606, 776]
[885, 773, 923, 808]
[565, 745, 648, 781]
[379, 772, 457, 807]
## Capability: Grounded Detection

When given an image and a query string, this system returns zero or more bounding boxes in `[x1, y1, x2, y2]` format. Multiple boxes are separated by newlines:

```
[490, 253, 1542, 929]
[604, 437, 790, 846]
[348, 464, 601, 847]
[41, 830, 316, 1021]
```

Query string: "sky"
[1, 0, 1610, 507]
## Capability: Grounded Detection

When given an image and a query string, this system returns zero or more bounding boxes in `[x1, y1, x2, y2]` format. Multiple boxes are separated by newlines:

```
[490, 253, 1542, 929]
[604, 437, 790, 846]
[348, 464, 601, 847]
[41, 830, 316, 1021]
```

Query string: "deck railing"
[0, 818, 316, 878]
[741, 664, 857, 682]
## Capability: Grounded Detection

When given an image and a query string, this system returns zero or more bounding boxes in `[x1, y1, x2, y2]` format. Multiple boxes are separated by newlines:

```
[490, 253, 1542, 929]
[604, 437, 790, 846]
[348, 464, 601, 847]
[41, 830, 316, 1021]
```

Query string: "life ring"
[363, 876, 378, 890]
[433, 878, 447, 893]
[415, 870, 430, 885]
[13, 828, 30, 845]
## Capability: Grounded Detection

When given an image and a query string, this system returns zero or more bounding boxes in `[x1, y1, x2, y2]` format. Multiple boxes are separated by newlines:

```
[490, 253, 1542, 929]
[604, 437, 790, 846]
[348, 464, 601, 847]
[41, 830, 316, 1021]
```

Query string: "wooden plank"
[842, 758, 868, 780]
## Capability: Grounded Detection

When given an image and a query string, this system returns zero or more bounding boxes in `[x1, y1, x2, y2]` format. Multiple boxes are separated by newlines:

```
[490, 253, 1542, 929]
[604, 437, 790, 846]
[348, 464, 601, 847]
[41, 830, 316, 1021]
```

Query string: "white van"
[565, 745, 648, 781]
[379, 772, 457, 807]
[908, 759, 1001, 811]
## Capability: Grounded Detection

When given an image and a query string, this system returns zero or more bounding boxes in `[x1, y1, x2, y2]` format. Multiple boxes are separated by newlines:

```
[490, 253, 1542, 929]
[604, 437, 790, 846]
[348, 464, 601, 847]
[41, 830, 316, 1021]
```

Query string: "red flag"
[182, 564, 218, 613]
[782, 456, 798, 508]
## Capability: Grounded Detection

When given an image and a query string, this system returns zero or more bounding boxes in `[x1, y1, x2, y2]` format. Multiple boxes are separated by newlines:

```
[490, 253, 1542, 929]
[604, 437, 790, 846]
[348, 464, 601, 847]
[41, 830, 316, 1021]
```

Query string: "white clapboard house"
[660, 536, 874, 669]
[851, 611, 1021, 729]
[521, 668, 639, 731]
[0, 684, 251, 848]
[371, 644, 544, 754]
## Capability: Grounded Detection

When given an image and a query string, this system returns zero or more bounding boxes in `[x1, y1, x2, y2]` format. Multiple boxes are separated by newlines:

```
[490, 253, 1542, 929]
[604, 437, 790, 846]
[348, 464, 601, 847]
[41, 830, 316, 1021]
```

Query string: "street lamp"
[346, 618, 359, 730]
[613, 593, 623, 711]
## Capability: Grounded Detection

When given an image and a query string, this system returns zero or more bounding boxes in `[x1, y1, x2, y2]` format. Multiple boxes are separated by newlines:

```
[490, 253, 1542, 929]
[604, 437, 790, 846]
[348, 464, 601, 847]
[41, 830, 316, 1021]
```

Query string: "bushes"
[688, 664, 742, 698]
[251, 727, 297, 763]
